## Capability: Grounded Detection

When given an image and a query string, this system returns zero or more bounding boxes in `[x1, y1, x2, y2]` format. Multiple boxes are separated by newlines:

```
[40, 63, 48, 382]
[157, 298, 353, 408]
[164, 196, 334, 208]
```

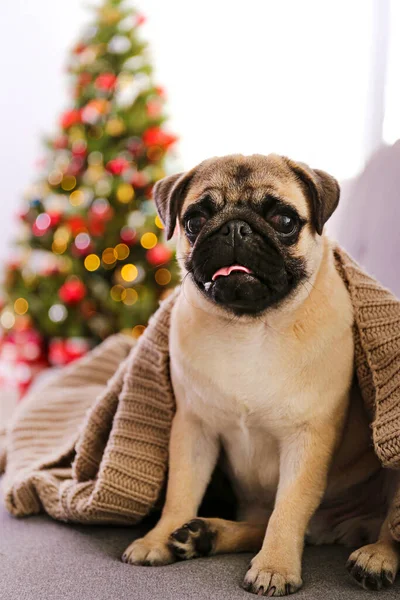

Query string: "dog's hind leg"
[168, 517, 267, 559]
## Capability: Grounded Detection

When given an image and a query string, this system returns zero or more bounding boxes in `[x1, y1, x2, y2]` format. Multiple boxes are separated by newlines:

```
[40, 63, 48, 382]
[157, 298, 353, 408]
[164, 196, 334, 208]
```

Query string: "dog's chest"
[170, 309, 314, 431]
[169, 306, 318, 499]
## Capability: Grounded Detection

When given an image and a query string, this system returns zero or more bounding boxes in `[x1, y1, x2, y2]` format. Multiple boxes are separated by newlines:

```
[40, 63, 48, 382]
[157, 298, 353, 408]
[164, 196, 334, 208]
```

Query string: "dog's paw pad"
[168, 519, 216, 560]
[346, 543, 398, 590]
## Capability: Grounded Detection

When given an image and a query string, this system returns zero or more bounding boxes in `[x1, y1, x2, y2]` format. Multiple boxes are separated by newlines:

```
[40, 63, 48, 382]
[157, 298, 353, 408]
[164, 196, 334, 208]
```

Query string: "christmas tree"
[0, 0, 178, 387]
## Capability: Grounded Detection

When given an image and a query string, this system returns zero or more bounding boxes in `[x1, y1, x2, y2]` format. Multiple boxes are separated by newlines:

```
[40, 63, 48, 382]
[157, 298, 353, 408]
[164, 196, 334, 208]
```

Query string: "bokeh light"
[122, 288, 138, 305]
[155, 268, 171, 285]
[84, 254, 101, 271]
[54, 226, 71, 243]
[91, 198, 109, 216]
[106, 117, 126, 136]
[35, 213, 51, 231]
[61, 175, 77, 191]
[155, 215, 164, 229]
[116, 183, 134, 203]
[0, 310, 15, 329]
[52, 240, 67, 254]
[88, 151, 103, 165]
[110, 285, 126, 302]
[69, 189, 85, 206]
[48, 170, 63, 186]
[120, 226, 136, 243]
[121, 263, 138, 282]
[132, 324, 146, 338]
[115, 243, 130, 260]
[14, 298, 29, 315]
[48, 304, 68, 323]
[140, 232, 157, 249]
[102, 247, 117, 265]
[75, 232, 91, 250]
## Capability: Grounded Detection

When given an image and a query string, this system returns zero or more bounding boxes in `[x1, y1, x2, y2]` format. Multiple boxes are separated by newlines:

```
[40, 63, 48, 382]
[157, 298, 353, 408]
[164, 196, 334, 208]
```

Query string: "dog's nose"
[219, 220, 252, 241]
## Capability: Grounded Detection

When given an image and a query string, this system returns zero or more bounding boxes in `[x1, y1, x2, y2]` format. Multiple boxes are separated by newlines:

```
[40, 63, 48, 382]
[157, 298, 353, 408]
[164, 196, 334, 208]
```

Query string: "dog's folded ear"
[284, 158, 340, 235]
[153, 171, 194, 240]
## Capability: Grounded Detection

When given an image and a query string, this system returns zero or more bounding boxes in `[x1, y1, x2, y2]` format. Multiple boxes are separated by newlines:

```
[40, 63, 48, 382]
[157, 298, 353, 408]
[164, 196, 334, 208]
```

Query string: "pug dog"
[122, 154, 399, 595]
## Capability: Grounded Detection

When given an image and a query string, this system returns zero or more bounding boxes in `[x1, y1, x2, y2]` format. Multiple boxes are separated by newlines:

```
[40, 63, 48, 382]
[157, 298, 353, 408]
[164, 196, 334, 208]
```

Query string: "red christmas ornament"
[49, 337, 91, 366]
[60, 109, 81, 129]
[65, 338, 91, 362]
[67, 215, 87, 235]
[142, 126, 177, 149]
[106, 157, 130, 175]
[59, 279, 87, 305]
[95, 72, 117, 91]
[0, 329, 48, 399]
[88, 217, 106, 237]
[48, 211, 62, 227]
[48, 339, 68, 366]
[146, 244, 172, 266]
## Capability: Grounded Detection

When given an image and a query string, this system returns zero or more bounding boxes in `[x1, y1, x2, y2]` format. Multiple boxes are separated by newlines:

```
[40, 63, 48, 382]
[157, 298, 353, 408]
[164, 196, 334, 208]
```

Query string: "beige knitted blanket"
[1, 246, 400, 539]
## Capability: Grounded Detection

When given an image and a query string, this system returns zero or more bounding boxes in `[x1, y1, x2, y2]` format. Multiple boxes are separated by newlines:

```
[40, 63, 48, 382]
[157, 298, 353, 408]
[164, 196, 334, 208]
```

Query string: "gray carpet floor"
[1, 500, 399, 600]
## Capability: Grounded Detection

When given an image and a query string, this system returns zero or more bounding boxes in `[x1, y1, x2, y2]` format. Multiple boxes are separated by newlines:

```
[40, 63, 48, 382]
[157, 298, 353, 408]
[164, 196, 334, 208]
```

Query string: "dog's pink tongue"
[212, 265, 252, 281]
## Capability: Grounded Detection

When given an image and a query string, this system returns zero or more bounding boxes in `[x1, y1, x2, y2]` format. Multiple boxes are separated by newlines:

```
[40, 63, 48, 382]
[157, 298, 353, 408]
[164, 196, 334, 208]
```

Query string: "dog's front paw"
[242, 553, 302, 596]
[346, 542, 399, 590]
[122, 536, 175, 566]
[168, 518, 216, 560]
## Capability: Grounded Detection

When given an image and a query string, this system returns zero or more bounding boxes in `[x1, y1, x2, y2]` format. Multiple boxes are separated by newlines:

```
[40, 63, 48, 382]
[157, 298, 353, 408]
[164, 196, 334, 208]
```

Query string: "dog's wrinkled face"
[153, 154, 340, 316]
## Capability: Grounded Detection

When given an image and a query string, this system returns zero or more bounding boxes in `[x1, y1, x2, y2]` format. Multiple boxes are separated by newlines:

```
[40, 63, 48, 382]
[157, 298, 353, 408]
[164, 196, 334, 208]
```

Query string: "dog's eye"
[269, 214, 297, 236]
[186, 215, 206, 235]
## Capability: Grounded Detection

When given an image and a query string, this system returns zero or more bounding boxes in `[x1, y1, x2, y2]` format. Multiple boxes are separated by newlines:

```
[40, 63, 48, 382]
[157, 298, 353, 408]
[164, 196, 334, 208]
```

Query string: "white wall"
[0, 0, 386, 262]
